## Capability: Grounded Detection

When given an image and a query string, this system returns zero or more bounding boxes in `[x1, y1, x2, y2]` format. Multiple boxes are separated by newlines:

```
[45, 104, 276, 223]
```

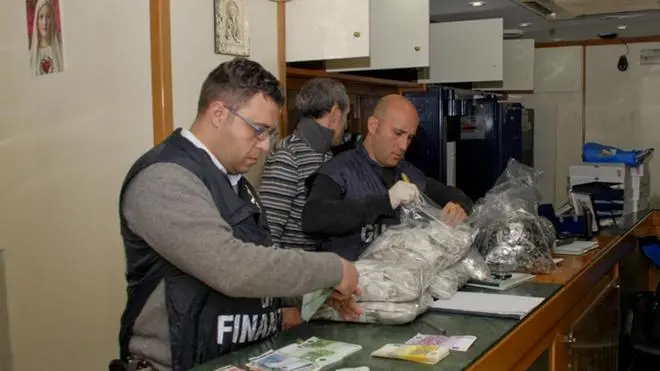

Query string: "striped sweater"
[260, 118, 334, 250]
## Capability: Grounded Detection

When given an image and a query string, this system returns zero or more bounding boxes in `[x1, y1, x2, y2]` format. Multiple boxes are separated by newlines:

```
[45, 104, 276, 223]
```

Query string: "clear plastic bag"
[428, 249, 490, 299]
[428, 263, 469, 299]
[461, 248, 491, 281]
[360, 194, 474, 273]
[471, 159, 543, 226]
[468, 159, 556, 274]
[355, 259, 432, 303]
[313, 293, 433, 325]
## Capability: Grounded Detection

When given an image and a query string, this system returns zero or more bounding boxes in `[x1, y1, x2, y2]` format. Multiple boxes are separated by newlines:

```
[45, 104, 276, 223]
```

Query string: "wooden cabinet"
[285, 0, 370, 62]
[420, 18, 504, 84]
[325, 0, 429, 72]
[473, 39, 535, 91]
[551, 271, 621, 371]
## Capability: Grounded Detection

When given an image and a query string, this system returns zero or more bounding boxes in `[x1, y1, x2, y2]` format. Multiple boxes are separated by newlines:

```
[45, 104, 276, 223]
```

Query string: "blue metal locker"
[455, 100, 524, 201]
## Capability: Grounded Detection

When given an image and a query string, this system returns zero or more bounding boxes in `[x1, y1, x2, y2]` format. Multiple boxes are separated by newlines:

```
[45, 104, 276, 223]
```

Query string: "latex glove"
[388, 180, 421, 209]
[442, 202, 467, 226]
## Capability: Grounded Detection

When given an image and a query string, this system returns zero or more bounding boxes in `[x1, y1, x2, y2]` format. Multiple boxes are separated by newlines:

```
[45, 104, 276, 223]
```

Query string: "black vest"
[316, 146, 427, 261]
[118, 129, 281, 371]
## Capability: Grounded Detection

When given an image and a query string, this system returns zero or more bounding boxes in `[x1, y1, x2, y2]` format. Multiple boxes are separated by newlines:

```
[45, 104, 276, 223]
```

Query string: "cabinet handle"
[560, 334, 577, 343]
[414, 46, 421, 51]
[353, 31, 361, 38]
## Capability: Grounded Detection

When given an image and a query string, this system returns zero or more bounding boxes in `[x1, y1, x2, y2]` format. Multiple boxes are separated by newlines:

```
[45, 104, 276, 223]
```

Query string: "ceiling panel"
[429, 0, 660, 41]
[430, 0, 513, 15]
[554, 0, 660, 16]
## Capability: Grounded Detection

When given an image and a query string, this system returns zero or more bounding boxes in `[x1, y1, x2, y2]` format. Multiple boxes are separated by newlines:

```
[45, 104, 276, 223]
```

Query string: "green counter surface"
[192, 283, 561, 371]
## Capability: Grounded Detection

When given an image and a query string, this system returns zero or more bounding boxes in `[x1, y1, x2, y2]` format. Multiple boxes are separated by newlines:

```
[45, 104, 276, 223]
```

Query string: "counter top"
[193, 284, 560, 371]
[192, 210, 658, 371]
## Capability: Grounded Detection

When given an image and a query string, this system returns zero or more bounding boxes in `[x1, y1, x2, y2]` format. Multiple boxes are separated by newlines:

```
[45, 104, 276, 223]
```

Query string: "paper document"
[430, 292, 545, 319]
[553, 240, 598, 255]
[466, 272, 534, 291]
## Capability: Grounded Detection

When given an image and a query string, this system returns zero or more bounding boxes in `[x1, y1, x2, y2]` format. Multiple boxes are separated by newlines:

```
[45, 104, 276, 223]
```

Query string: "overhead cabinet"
[420, 18, 504, 84]
[473, 39, 535, 91]
[285, 0, 370, 62]
[325, 0, 430, 71]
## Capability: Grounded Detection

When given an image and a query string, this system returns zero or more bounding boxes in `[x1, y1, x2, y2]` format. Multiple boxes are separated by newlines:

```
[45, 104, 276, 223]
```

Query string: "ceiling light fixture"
[549, 12, 557, 18]
[617, 25, 628, 30]
[519, 22, 531, 27]
[469, 1, 486, 7]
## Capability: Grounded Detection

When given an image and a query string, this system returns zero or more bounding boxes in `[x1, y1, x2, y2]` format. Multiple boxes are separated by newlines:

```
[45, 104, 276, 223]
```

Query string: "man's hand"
[281, 307, 302, 330]
[388, 181, 421, 209]
[326, 291, 362, 321]
[442, 202, 467, 226]
[334, 258, 360, 296]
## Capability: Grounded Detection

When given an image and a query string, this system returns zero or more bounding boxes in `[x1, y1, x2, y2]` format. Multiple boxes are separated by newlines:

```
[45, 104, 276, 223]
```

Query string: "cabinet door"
[551, 274, 620, 371]
[325, 0, 429, 72]
[473, 39, 535, 91]
[420, 18, 504, 84]
[286, 0, 370, 62]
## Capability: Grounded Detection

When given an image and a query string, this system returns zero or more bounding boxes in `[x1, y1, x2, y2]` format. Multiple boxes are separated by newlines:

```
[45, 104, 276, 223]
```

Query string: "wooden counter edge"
[466, 211, 657, 371]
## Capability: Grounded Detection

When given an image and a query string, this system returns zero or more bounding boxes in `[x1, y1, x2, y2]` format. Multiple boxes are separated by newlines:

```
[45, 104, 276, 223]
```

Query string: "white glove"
[388, 181, 420, 209]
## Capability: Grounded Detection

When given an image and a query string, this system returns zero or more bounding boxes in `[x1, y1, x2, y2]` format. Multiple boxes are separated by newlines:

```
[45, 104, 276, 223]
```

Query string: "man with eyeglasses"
[114, 59, 361, 371]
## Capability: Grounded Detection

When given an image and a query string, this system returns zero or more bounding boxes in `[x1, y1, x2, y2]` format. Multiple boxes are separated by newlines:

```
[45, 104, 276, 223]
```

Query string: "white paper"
[430, 292, 544, 319]
[553, 240, 598, 255]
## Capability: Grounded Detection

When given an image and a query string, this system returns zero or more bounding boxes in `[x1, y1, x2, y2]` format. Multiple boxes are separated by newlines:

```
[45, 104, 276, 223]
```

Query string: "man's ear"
[208, 101, 230, 128]
[328, 104, 341, 126]
[367, 116, 379, 135]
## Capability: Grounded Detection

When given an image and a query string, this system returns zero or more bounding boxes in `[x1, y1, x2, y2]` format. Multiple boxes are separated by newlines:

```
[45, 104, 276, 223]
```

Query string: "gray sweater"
[121, 162, 344, 370]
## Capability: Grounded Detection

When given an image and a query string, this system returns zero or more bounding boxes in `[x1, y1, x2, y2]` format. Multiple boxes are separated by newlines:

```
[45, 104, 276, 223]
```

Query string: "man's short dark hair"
[295, 78, 349, 119]
[197, 58, 285, 116]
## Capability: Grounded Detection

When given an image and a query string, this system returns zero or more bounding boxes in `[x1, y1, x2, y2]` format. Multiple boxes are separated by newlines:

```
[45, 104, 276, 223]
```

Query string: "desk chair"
[621, 236, 660, 370]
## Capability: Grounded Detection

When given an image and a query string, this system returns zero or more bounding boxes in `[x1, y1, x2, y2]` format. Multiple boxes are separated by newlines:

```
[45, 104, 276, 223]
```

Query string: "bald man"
[301, 94, 472, 261]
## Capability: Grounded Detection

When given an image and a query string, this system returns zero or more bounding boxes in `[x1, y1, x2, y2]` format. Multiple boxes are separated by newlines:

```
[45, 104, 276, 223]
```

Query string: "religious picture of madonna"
[26, 0, 65, 76]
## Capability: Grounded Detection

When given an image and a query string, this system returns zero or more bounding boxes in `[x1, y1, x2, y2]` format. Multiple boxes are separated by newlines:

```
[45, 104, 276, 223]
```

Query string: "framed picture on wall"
[26, 0, 65, 76]
[213, 0, 250, 57]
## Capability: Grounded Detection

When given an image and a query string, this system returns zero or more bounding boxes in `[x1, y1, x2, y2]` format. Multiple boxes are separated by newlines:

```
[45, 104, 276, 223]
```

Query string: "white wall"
[516, 43, 660, 208]
[518, 43, 660, 207]
[0, 1, 280, 370]
[515, 46, 584, 206]
[170, 0, 279, 187]
[585, 42, 660, 203]
[0, 1, 153, 371]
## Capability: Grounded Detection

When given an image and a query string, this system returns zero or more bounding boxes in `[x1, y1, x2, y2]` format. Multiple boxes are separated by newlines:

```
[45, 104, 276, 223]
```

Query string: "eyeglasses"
[227, 107, 278, 140]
